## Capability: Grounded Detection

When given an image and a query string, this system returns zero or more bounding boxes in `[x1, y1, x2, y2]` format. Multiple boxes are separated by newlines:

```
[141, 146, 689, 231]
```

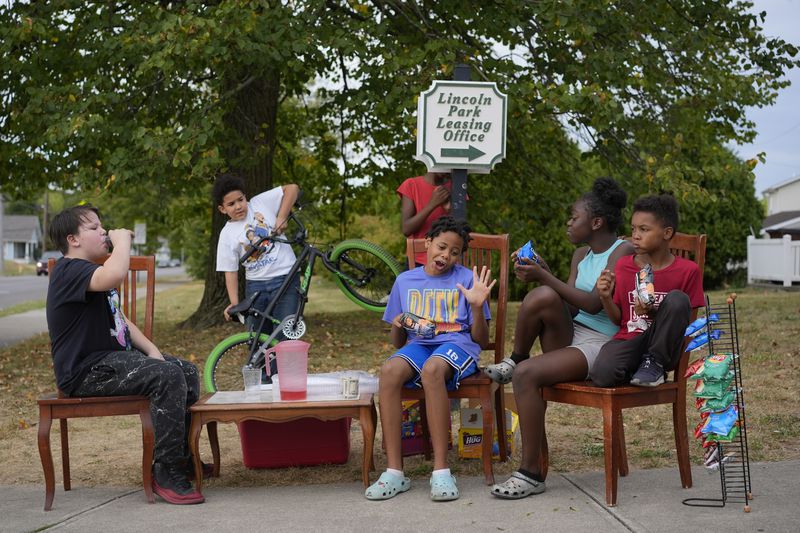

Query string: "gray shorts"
[569, 322, 613, 378]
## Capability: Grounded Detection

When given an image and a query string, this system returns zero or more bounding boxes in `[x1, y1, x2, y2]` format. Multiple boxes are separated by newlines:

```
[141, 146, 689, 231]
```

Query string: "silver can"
[341, 376, 359, 399]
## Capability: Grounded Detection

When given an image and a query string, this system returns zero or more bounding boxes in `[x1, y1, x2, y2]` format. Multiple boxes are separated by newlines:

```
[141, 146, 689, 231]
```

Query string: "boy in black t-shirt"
[46, 205, 204, 505]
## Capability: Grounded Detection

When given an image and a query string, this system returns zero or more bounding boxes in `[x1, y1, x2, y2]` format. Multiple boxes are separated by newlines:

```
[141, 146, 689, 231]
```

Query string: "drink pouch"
[399, 312, 436, 339]
[693, 372, 734, 398]
[684, 313, 720, 337]
[517, 240, 541, 264]
[692, 353, 734, 380]
[635, 264, 656, 306]
[685, 357, 705, 379]
[701, 405, 738, 436]
[697, 390, 737, 412]
[685, 329, 724, 352]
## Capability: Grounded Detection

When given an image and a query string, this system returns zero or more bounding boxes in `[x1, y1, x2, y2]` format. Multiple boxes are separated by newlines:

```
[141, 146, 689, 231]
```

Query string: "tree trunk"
[181, 71, 280, 329]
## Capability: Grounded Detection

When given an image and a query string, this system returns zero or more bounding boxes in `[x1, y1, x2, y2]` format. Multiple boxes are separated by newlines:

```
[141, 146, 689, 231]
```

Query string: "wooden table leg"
[189, 415, 203, 494]
[207, 421, 220, 477]
[359, 403, 377, 487]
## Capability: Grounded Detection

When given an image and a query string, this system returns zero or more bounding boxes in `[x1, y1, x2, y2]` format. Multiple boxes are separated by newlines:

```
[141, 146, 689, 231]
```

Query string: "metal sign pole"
[450, 64, 471, 221]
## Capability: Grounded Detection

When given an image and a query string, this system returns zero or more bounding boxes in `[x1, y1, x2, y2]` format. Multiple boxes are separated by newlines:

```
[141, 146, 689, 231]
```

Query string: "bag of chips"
[701, 405, 738, 436]
[399, 312, 436, 339]
[693, 372, 734, 398]
[635, 264, 656, 306]
[706, 423, 740, 443]
[684, 313, 720, 337]
[517, 240, 541, 265]
[697, 390, 737, 413]
[692, 353, 735, 381]
[685, 329, 724, 352]
[685, 357, 705, 379]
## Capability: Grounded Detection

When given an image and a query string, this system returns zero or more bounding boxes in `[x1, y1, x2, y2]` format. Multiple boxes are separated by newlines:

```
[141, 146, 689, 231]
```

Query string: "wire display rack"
[683, 294, 753, 511]
[683, 293, 753, 513]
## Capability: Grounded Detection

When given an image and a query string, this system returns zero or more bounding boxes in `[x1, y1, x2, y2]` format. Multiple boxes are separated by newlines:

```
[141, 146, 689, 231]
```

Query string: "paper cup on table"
[242, 366, 261, 398]
[341, 375, 359, 399]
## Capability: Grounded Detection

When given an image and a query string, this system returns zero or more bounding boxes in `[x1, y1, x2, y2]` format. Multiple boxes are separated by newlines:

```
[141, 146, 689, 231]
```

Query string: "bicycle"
[203, 204, 403, 392]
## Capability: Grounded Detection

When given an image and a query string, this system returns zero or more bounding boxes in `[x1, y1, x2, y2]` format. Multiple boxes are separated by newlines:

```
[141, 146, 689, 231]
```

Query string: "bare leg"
[378, 358, 415, 471]
[419, 358, 455, 470]
[513, 347, 588, 475]
[514, 286, 574, 357]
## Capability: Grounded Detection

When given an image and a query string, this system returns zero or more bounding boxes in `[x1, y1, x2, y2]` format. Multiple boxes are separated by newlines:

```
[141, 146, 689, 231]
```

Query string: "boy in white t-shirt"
[214, 174, 300, 348]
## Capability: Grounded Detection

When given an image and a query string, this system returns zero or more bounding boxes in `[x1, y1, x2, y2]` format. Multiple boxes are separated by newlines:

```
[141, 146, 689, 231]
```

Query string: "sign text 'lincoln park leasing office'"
[415, 80, 507, 174]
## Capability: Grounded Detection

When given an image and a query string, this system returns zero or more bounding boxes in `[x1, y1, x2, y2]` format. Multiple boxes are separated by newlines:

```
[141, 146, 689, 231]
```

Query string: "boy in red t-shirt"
[592, 194, 704, 387]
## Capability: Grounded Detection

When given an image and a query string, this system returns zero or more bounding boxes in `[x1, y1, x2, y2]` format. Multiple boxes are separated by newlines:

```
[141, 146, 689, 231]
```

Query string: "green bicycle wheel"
[203, 332, 276, 393]
[329, 239, 403, 312]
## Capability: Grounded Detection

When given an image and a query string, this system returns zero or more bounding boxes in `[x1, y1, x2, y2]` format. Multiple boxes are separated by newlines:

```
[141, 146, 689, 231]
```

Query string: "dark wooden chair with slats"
[38, 255, 156, 511]
[539, 232, 707, 506]
[404, 233, 510, 484]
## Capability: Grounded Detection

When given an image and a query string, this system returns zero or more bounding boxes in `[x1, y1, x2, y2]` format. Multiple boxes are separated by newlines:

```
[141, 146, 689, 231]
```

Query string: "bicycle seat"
[227, 291, 260, 318]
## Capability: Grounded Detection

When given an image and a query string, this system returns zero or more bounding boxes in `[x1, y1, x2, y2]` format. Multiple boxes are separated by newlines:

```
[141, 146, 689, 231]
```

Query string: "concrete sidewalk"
[4, 461, 798, 532]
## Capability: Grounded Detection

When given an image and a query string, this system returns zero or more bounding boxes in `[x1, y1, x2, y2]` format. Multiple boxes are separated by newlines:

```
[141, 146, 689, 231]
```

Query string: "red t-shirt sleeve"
[396, 177, 419, 201]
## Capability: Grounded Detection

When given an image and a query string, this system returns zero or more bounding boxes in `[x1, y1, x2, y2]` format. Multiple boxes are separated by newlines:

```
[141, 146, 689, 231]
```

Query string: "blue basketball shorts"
[389, 342, 478, 391]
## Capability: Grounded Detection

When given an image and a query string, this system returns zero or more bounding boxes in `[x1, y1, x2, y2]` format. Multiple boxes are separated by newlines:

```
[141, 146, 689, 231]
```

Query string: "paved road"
[0, 266, 189, 348]
[0, 274, 49, 310]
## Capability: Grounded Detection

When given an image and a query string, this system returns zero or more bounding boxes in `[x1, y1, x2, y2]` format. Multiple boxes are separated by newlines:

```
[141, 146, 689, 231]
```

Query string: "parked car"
[156, 257, 182, 268]
[36, 250, 63, 276]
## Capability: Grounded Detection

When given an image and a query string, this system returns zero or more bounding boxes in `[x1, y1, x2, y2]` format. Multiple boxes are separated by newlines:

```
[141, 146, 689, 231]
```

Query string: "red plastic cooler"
[237, 418, 351, 468]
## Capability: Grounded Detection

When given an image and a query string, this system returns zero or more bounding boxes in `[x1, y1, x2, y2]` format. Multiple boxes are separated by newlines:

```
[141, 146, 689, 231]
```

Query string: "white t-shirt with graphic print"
[215, 186, 296, 281]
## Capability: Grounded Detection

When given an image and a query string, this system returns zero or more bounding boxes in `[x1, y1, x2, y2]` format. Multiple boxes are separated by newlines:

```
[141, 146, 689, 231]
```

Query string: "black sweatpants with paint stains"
[72, 350, 200, 466]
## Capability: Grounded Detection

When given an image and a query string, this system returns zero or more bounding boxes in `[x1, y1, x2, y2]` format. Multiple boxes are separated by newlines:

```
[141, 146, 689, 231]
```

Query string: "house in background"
[748, 175, 800, 286]
[2, 215, 42, 263]
[761, 175, 800, 240]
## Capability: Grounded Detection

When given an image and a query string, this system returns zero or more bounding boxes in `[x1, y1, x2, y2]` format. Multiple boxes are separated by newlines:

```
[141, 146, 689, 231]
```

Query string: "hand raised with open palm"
[457, 265, 496, 306]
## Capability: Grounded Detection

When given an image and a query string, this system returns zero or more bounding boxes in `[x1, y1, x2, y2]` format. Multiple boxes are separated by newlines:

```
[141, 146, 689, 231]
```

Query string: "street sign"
[415, 80, 507, 173]
[134, 222, 146, 245]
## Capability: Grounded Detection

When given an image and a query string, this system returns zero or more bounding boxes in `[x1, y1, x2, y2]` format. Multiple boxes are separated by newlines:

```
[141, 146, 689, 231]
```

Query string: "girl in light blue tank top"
[488, 177, 634, 500]
[573, 239, 626, 336]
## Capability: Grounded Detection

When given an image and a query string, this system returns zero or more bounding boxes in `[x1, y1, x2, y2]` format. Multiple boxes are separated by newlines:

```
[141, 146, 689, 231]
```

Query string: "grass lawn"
[1, 275, 798, 489]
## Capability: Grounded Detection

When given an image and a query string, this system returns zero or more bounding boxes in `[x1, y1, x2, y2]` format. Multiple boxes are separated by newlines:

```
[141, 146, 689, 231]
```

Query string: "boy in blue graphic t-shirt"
[365, 216, 495, 502]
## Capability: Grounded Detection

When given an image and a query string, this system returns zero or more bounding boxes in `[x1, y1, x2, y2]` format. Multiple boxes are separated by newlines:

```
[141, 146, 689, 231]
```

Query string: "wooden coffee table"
[188, 392, 377, 493]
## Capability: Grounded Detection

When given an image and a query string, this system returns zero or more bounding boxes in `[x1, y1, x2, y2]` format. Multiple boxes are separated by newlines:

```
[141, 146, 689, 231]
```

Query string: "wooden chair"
[539, 233, 707, 506]
[403, 233, 510, 484]
[38, 255, 157, 511]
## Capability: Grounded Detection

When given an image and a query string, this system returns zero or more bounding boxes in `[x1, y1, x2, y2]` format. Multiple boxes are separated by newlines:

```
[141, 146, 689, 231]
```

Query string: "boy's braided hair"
[425, 215, 471, 250]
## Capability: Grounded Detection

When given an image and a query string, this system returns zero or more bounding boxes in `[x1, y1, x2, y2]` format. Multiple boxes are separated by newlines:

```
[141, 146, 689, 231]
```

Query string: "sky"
[736, 0, 800, 195]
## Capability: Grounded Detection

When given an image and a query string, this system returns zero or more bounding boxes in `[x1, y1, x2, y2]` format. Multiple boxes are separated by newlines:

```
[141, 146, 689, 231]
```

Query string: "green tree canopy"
[1, 1, 796, 318]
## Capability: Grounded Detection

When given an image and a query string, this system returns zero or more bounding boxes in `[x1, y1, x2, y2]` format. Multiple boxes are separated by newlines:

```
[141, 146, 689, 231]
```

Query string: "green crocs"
[365, 472, 410, 501]
[430, 473, 459, 501]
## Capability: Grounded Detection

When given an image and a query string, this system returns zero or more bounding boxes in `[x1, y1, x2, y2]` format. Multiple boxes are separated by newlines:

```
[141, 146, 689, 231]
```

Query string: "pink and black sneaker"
[152, 462, 205, 505]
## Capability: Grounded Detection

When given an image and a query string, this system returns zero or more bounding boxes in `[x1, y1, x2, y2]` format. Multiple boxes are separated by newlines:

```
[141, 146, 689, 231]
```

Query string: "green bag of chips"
[693, 372, 734, 399]
[706, 423, 740, 443]
[692, 353, 734, 381]
[698, 390, 737, 413]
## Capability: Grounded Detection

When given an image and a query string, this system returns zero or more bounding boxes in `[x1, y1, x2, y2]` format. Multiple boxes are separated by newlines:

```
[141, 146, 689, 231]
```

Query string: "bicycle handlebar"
[238, 209, 307, 265]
